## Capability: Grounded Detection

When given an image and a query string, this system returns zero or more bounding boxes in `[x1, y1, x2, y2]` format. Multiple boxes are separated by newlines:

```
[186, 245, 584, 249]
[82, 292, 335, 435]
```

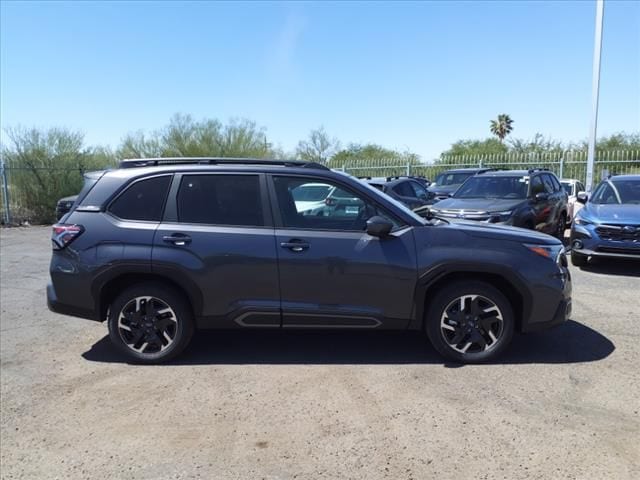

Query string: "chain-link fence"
[2, 150, 639, 225]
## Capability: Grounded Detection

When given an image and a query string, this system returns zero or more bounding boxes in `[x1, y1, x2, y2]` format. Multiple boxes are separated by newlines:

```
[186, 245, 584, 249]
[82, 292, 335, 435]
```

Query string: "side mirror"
[534, 192, 549, 202]
[366, 216, 393, 237]
[576, 192, 588, 204]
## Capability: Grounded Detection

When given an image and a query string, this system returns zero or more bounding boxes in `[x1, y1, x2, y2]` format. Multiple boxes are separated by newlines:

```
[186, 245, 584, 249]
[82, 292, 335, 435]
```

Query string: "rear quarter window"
[108, 175, 172, 221]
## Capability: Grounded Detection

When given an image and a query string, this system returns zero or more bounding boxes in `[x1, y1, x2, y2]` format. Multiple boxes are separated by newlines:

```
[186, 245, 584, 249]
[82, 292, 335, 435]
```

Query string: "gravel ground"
[1, 226, 639, 480]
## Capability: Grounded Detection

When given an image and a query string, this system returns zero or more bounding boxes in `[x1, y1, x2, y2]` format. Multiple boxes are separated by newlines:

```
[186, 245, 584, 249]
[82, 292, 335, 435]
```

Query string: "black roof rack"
[119, 157, 329, 170]
[527, 167, 550, 173]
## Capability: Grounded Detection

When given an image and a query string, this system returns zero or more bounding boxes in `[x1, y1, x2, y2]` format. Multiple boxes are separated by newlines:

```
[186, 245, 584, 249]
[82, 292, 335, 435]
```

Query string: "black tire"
[425, 281, 515, 364]
[107, 282, 194, 364]
[571, 251, 588, 267]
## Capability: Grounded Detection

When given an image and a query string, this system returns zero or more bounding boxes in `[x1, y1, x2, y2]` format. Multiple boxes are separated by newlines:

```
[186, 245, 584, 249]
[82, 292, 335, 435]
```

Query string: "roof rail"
[119, 157, 329, 170]
[527, 167, 550, 173]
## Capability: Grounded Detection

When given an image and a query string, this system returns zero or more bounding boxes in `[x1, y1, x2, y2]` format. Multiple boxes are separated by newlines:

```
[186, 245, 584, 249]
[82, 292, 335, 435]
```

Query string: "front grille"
[595, 224, 640, 242]
[437, 210, 491, 221]
[596, 246, 640, 256]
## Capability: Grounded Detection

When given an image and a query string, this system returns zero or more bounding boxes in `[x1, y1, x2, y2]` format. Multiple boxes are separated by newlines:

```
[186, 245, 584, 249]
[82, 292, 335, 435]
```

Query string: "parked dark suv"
[426, 168, 494, 203]
[48, 158, 572, 364]
[426, 169, 568, 238]
[362, 176, 431, 209]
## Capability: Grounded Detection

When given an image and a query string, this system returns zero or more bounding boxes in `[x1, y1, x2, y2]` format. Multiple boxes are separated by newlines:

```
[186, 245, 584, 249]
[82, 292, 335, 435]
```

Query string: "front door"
[270, 175, 418, 329]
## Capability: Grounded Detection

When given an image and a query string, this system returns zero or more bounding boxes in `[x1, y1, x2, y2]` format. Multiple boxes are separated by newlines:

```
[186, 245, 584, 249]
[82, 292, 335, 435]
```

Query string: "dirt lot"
[1, 226, 639, 480]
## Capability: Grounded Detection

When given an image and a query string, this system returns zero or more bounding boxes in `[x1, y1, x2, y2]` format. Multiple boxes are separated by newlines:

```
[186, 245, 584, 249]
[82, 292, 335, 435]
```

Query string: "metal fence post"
[559, 155, 564, 179]
[406, 162, 411, 176]
[0, 153, 10, 224]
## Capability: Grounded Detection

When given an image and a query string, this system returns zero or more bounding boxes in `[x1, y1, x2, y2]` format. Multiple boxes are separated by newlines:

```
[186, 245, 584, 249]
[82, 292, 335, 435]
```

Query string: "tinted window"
[291, 184, 332, 202]
[177, 175, 263, 226]
[434, 172, 474, 186]
[549, 174, 562, 192]
[410, 181, 428, 200]
[109, 175, 171, 221]
[392, 181, 415, 198]
[454, 176, 528, 199]
[561, 182, 573, 195]
[541, 174, 555, 194]
[530, 176, 545, 195]
[273, 176, 402, 231]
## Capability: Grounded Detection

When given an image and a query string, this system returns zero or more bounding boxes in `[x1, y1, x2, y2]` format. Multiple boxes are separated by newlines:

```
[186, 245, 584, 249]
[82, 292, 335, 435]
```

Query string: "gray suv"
[48, 158, 572, 364]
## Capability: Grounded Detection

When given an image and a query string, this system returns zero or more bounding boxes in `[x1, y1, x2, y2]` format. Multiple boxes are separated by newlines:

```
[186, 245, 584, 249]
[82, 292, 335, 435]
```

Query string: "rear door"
[152, 172, 281, 328]
[269, 174, 418, 329]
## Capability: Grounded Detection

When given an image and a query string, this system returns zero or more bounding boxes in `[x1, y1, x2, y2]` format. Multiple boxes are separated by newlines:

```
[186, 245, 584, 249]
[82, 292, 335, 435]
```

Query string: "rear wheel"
[426, 281, 514, 363]
[108, 283, 194, 363]
[571, 251, 588, 267]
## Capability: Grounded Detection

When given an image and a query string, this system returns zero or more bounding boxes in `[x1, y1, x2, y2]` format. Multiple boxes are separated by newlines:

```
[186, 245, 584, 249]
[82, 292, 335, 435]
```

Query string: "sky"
[1, 0, 639, 161]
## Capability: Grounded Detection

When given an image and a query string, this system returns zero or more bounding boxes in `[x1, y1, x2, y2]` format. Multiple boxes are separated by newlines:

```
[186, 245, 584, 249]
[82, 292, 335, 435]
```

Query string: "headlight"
[524, 243, 565, 261]
[489, 210, 513, 222]
[574, 216, 593, 226]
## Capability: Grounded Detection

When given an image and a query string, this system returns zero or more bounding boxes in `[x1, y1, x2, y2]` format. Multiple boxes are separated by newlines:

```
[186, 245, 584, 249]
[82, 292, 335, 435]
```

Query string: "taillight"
[325, 198, 336, 206]
[52, 224, 84, 250]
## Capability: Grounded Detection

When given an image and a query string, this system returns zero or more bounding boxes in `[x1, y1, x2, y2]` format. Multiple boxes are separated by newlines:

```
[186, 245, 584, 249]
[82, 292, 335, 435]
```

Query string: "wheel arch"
[96, 272, 201, 322]
[413, 267, 531, 333]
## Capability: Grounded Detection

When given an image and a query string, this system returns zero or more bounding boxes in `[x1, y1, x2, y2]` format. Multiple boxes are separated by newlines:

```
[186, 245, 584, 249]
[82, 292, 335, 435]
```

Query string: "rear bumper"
[47, 283, 99, 321]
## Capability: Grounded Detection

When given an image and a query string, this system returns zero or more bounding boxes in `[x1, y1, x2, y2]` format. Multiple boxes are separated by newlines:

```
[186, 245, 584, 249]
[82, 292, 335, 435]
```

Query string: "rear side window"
[109, 176, 171, 221]
[392, 181, 415, 198]
[177, 174, 263, 226]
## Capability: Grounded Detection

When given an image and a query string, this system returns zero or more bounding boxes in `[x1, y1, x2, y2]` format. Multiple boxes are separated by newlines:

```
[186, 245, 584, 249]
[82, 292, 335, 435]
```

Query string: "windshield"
[561, 182, 573, 195]
[591, 179, 640, 205]
[433, 172, 475, 186]
[291, 184, 332, 202]
[454, 176, 529, 199]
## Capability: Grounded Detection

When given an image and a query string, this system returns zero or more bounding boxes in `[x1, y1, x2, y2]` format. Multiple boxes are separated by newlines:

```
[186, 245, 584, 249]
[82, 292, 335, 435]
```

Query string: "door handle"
[163, 234, 192, 246]
[280, 240, 310, 252]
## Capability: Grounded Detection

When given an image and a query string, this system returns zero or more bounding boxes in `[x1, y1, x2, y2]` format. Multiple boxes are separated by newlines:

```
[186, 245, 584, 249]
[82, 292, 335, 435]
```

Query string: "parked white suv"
[561, 179, 586, 225]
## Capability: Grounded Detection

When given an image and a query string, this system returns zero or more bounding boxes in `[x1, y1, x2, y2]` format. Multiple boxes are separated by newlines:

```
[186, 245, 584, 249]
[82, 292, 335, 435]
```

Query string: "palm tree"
[490, 114, 514, 143]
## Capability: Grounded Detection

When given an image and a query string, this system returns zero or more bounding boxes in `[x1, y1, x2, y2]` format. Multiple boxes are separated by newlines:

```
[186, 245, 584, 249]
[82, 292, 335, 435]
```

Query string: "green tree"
[2, 127, 115, 223]
[296, 127, 340, 164]
[441, 138, 508, 158]
[328, 143, 420, 169]
[489, 114, 514, 143]
[117, 114, 274, 159]
[509, 133, 563, 154]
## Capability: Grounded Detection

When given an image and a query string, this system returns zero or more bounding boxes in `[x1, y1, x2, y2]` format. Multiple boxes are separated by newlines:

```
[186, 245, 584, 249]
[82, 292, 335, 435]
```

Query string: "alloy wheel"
[117, 296, 178, 355]
[440, 294, 504, 354]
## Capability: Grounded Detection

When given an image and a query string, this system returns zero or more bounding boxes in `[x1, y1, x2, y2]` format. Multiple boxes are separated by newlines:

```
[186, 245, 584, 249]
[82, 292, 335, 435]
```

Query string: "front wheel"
[426, 281, 514, 363]
[108, 283, 194, 363]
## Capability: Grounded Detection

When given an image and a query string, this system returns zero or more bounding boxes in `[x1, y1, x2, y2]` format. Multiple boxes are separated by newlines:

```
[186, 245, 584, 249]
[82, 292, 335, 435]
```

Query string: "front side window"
[530, 176, 545, 196]
[410, 181, 428, 200]
[541, 174, 555, 194]
[176, 174, 264, 226]
[109, 175, 171, 221]
[273, 176, 402, 231]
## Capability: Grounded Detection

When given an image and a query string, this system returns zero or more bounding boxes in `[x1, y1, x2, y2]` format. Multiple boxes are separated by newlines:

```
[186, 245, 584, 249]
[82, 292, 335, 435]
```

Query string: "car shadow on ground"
[575, 258, 640, 277]
[82, 320, 614, 367]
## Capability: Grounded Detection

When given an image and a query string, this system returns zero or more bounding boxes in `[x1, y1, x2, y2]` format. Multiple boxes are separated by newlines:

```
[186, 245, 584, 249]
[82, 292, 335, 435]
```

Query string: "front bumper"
[570, 224, 640, 260]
